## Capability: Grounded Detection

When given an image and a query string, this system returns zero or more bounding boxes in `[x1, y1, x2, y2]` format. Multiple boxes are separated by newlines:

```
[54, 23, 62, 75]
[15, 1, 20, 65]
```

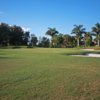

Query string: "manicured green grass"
[0, 48, 100, 100]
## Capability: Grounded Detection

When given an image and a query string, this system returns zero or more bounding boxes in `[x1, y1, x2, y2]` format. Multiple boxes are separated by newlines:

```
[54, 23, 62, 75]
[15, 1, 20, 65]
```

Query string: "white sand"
[70, 49, 100, 57]
[72, 53, 100, 58]
[82, 49, 95, 51]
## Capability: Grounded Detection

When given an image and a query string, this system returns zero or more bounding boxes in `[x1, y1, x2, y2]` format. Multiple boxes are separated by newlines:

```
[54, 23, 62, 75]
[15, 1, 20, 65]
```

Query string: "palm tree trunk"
[85, 41, 86, 47]
[77, 38, 80, 47]
[98, 39, 100, 46]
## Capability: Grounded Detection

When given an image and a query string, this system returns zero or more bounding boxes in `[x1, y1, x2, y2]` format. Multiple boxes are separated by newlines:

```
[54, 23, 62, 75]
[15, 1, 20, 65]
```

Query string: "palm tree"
[71, 25, 85, 46]
[45, 27, 59, 37]
[92, 23, 100, 46]
[45, 27, 59, 47]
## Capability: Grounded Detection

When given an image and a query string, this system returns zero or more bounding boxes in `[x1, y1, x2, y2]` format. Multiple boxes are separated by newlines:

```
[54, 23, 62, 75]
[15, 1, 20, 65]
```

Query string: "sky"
[0, 0, 100, 37]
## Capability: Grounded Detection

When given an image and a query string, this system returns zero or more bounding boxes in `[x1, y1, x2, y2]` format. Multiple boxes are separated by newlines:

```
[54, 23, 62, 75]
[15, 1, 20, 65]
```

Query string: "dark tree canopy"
[0, 23, 10, 46]
[0, 22, 30, 46]
[45, 27, 59, 37]
[10, 25, 24, 46]
[30, 34, 38, 47]
[38, 37, 50, 47]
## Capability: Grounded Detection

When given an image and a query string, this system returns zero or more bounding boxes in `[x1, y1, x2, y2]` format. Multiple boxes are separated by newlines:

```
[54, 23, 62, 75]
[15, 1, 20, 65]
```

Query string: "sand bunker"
[72, 53, 100, 58]
[82, 49, 95, 51]
[70, 49, 100, 57]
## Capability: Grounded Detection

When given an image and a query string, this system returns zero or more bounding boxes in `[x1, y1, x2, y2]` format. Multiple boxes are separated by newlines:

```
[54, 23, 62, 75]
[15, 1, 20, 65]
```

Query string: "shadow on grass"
[0, 46, 27, 49]
[0, 56, 17, 59]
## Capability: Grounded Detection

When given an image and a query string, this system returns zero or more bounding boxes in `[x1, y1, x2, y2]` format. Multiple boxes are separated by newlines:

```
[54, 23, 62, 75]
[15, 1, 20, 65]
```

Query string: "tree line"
[46, 23, 100, 47]
[0, 22, 100, 48]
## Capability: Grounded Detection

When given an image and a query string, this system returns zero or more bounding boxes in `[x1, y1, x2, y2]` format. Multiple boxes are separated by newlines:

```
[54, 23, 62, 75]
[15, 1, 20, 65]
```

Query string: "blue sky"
[0, 0, 100, 37]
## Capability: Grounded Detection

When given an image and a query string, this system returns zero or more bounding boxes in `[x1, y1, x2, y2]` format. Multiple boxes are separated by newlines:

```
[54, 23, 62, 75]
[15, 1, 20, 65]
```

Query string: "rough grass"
[0, 48, 100, 100]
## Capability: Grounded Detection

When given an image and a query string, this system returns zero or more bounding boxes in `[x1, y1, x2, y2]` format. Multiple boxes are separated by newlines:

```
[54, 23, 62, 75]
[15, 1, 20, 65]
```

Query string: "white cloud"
[22, 27, 31, 32]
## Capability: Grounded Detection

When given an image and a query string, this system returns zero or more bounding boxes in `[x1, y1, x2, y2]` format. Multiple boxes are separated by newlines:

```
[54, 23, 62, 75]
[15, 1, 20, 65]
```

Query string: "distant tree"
[9, 25, 24, 46]
[45, 27, 59, 37]
[62, 35, 76, 48]
[23, 31, 30, 45]
[84, 32, 92, 47]
[52, 35, 59, 47]
[0, 22, 32, 47]
[38, 37, 50, 47]
[45, 27, 59, 47]
[57, 34, 63, 47]
[0, 23, 10, 46]
[30, 34, 38, 47]
[71, 25, 85, 46]
[92, 23, 100, 46]
[71, 36, 77, 47]
[63, 35, 71, 47]
[52, 34, 63, 48]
